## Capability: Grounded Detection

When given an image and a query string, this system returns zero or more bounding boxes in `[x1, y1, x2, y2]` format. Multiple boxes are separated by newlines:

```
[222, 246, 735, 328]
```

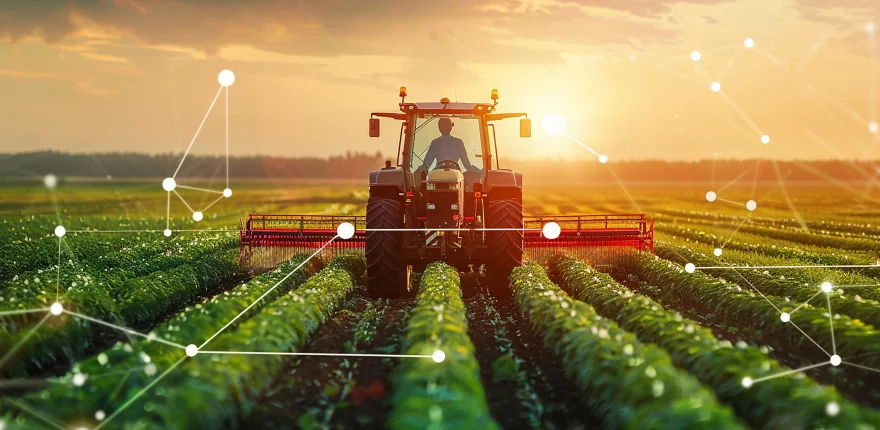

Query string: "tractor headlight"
[450, 203, 459, 210]
[427, 203, 436, 210]
[426, 183, 435, 190]
[450, 182, 461, 190]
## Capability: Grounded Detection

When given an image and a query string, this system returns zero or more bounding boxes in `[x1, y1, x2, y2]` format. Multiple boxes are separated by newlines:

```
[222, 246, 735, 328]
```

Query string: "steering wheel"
[435, 159, 461, 170]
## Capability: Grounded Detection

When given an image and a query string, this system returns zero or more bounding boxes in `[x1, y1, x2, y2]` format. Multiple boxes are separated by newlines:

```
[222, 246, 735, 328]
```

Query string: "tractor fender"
[369, 168, 405, 199]
[485, 169, 522, 202]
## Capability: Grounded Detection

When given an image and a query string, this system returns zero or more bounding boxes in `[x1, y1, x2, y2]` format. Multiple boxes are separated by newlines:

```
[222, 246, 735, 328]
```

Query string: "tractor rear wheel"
[365, 197, 408, 299]
[485, 199, 524, 295]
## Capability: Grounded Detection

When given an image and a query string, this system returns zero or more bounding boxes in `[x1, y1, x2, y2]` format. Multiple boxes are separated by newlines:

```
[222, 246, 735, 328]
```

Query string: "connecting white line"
[225, 85, 230, 189]
[55, 236, 61, 301]
[166, 191, 171, 230]
[65, 229, 239, 233]
[788, 290, 823, 315]
[63, 310, 187, 350]
[198, 236, 338, 350]
[172, 86, 223, 179]
[717, 198, 745, 206]
[750, 362, 829, 385]
[175, 184, 224, 194]
[364, 228, 542, 232]
[201, 195, 225, 213]
[563, 133, 601, 157]
[0, 313, 51, 369]
[826, 293, 836, 356]
[0, 307, 49, 316]
[729, 267, 782, 313]
[722, 213, 752, 248]
[94, 355, 187, 430]
[4, 398, 66, 430]
[696, 264, 880, 269]
[789, 321, 832, 357]
[172, 189, 195, 213]
[199, 351, 433, 359]
[843, 361, 880, 374]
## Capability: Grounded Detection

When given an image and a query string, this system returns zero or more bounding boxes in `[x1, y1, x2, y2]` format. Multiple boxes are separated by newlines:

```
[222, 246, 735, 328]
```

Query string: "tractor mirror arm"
[486, 113, 528, 121]
[372, 112, 407, 121]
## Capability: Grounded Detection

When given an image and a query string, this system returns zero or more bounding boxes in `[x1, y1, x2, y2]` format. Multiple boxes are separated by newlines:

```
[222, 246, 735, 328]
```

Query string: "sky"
[0, 0, 879, 162]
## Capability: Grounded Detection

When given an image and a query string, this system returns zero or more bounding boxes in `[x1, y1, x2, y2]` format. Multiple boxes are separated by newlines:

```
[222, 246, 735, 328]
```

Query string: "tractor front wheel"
[365, 197, 408, 299]
[485, 199, 524, 295]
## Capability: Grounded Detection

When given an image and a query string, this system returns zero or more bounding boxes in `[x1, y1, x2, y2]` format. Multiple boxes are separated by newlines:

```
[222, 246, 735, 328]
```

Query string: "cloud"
[0, 0, 731, 65]
[0, 68, 80, 80]
[79, 51, 131, 63]
[74, 81, 116, 95]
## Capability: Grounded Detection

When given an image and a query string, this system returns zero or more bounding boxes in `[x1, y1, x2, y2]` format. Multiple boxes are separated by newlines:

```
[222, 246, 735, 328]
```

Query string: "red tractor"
[240, 88, 653, 298]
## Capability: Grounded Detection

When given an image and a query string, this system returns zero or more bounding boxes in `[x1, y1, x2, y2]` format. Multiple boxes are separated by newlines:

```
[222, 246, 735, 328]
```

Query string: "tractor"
[239, 88, 654, 298]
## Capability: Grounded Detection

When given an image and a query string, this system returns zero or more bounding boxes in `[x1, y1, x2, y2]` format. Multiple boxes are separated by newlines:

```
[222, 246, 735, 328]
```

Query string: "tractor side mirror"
[369, 118, 380, 137]
[519, 118, 531, 138]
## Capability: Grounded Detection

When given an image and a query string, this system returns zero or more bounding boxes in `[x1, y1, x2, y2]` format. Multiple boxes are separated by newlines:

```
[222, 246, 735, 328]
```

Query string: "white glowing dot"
[50, 302, 63, 316]
[192, 211, 203, 222]
[826, 401, 840, 416]
[830, 355, 841, 366]
[744, 38, 755, 48]
[685, 263, 696, 273]
[44, 174, 58, 189]
[706, 191, 717, 202]
[869, 122, 878, 134]
[185, 344, 198, 357]
[690, 50, 701, 61]
[223, 188, 232, 198]
[710, 82, 721, 92]
[54, 225, 66, 237]
[713, 248, 723, 257]
[337, 222, 356, 240]
[598, 154, 609, 164]
[542, 113, 566, 136]
[780, 312, 790, 322]
[432, 350, 445, 363]
[746, 200, 757, 211]
[144, 363, 157, 376]
[821, 282, 833, 293]
[72, 373, 86, 386]
[218, 69, 235, 87]
[72, 427, 90, 430]
[742, 377, 753, 388]
[761, 134, 770, 144]
[542, 222, 561, 240]
[162, 177, 176, 191]
[95, 410, 106, 421]
[164, 229, 172, 237]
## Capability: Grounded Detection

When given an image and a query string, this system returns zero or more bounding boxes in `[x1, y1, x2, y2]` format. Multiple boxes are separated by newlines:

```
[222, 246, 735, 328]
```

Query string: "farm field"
[1, 178, 879, 429]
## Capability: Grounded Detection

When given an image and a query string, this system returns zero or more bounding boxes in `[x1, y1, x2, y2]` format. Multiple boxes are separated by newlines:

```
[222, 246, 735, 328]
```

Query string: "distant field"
[1, 178, 879, 429]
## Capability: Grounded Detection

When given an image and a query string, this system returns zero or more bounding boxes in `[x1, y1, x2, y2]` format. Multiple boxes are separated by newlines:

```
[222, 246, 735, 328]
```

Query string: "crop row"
[549, 255, 880, 429]
[656, 223, 872, 266]
[655, 208, 880, 237]
[657, 243, 880, 329]
[509, 263, 744, 429]
[0, 232, 238, 332]
[1, 252, 326, 428]
[622, 252, 880, 371]
[388, 261, 499, 430]
[0, 247, 239, 377]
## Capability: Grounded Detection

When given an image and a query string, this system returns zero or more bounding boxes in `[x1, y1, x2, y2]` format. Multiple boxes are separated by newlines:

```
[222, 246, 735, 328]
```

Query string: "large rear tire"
[485, 199, 524, 295]
[366, 197, 408, 299]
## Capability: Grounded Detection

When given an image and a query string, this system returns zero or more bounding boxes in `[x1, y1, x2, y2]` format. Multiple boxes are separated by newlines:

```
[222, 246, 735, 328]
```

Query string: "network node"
[223, 188, 233, 198]
[185, 344, 199, 357]
[710, 82, 721, 92]
[542, 113, 566, 136]
[432, 350, 446, 363]
[830, 355, 841, 366]
[598, 154, 609, 164]
[713, 248, 723, 257]
[741, 376, 753, 388]
[44, 174, 58, 189]
[50, 302, 63, 316]
[744, 38, 755, 48]
[706, 191, 717, 202]
[164, 229, 172, 237]
[746, 200, 757, 211]
[761, 134, 770, 144]
[870, 122, 878, 134]
[95, 410, 106, 421]
[144, 363, 157, 376]
[337, 222, 356, 240]
[542, 222, 561, 240]
[780, 312, 790, 322]
[72, 373, 87, 387]
[826, 401, 840, 416]
[54, 225, 66, 238]
[690, 50, 701, 61]
[192, 211, 204, 222]
[821, 282, 833, 293]
[162, 177, 177, 192]
[685, 263, 696, 273]
[218, 69, 236, 87]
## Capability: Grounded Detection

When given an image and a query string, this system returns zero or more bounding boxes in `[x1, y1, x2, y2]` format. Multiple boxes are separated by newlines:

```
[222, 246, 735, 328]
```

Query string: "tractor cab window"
[409, 115, 483, 190]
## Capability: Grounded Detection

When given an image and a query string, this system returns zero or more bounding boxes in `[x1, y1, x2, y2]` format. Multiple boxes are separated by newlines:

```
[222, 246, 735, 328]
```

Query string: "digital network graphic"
[1, 22, 879, 430]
